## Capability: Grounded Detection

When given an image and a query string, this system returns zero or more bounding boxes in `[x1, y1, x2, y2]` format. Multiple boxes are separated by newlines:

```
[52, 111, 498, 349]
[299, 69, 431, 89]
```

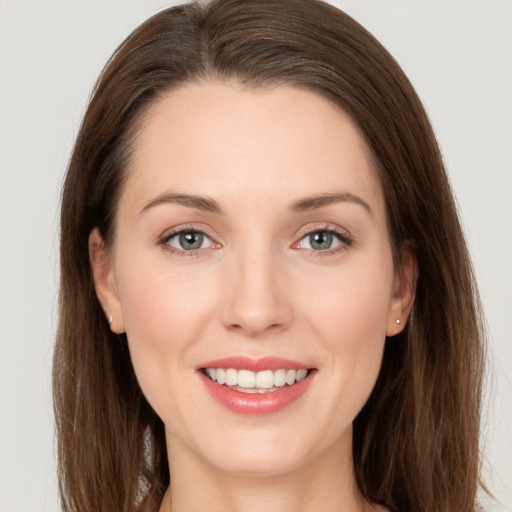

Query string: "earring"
[396, 319, 401, 324]
[108, 315, 113, 325]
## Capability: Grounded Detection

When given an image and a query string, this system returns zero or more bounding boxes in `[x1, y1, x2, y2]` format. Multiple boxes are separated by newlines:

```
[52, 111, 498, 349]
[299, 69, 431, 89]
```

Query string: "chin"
[182, 420, 348, 479]
[206, 447, 308, 478]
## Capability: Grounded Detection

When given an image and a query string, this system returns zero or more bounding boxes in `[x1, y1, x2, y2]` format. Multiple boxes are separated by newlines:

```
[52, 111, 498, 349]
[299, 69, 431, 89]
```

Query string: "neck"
[160, 428, 376, 512]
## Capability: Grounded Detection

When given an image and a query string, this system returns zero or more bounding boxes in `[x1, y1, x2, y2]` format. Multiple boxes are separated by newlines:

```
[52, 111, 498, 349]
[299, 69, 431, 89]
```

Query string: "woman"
[53, 0, 485, 511]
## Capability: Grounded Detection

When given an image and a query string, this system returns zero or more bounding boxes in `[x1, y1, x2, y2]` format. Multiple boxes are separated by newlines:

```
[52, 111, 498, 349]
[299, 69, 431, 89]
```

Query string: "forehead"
[121, 81, 384, 217]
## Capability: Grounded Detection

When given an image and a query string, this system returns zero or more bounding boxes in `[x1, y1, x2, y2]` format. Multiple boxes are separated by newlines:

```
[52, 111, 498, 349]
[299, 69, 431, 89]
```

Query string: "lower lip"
[199, 370, 315, 415]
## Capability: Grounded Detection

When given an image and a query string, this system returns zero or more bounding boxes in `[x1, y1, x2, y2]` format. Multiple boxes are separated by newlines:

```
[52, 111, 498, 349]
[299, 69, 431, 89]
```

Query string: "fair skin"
[90, 82, 414, 512]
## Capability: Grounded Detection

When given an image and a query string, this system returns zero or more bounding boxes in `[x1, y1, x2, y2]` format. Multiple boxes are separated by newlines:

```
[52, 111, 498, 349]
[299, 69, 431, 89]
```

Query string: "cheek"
[305, 264, 392, 342]
[120, 274, 178, 353]
[117, 252, 213, 343]
[299, 260, 393, 400]
[113, 254, 215, 404]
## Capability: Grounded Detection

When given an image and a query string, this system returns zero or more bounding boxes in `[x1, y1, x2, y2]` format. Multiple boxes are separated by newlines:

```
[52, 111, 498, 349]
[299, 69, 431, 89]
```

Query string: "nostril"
[220, 275, 294, 336]
[226, 320, 287, 337]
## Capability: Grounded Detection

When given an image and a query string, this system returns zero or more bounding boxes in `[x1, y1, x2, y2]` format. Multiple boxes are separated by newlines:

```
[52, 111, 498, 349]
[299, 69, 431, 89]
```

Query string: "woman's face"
[91, 82, 411, 477]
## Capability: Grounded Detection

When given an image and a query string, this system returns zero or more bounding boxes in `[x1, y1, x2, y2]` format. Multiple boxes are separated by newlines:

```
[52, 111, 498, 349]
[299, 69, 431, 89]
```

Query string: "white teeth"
[255, 370, 273, 388]
[238, 369, 256, 388]
[216, 368, 226, 385]
[225, 368, 238, 386]
[274, 369, 287, 387]
[204, 367, 310, 390]
[296, 369, 308, 382]
[285, 369, 296, 385]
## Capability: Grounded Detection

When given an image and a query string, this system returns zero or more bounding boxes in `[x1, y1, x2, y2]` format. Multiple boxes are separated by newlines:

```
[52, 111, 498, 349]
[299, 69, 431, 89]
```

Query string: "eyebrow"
[290, 193, 373, 216]
[139, 192, 223, 216]
[139, 191, 372, 217]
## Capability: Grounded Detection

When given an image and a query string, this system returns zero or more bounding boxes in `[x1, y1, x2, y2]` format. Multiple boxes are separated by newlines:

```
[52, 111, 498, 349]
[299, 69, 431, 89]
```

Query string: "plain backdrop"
[1, 1, 511, 511]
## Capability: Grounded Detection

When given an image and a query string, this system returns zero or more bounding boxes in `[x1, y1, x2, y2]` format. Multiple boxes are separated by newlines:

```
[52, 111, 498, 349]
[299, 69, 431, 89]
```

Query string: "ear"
[386, 242, 417, 337]
[88, 228, 125, 334]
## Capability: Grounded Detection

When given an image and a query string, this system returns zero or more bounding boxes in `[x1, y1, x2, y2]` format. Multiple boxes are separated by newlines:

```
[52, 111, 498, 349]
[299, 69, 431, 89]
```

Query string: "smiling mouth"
[202, 367, 310, 394]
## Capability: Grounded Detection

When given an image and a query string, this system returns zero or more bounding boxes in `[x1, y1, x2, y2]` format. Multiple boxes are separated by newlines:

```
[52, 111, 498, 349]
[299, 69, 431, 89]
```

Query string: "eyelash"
[158, 224, 353, 258]
[158, 225, 217, 259]
[293, 224, 353, 257]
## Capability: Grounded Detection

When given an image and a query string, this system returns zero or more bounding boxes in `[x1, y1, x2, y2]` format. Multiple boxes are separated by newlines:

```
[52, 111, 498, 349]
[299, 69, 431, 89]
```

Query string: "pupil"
[310, 231, 332, 250]
[180, 232, 203, 250]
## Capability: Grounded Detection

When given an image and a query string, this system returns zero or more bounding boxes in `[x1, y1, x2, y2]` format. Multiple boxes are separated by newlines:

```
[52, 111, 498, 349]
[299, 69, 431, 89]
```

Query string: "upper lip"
[198, 356, 312, 372]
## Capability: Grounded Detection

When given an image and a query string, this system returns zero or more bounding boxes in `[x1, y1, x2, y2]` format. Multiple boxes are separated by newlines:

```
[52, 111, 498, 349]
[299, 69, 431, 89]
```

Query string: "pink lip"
[197, 357, 316, 416]
[198, 356, 310, 372]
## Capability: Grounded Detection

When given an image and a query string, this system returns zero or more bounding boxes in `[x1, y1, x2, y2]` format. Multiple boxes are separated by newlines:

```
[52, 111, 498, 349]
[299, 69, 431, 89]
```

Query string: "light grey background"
[1, 1, 510, 511]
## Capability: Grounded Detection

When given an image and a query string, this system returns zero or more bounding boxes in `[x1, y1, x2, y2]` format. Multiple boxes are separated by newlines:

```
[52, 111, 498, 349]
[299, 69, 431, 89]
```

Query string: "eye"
[164, 230, 214, 251]
[295, 228, 351, 252]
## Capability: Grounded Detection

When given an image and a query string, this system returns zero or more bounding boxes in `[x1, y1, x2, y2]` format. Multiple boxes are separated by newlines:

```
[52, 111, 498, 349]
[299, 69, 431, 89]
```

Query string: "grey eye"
[300, 231, 343, 251]
[167, 231, 212, 251]
[309, 232, 334, 250]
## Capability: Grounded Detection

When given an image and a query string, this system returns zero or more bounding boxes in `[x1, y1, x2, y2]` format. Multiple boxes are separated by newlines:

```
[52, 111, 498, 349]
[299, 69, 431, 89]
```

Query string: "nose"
[221, 248, 293, 337]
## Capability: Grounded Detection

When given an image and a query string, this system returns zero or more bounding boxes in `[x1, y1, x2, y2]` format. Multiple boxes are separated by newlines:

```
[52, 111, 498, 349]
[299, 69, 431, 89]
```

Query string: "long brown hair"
[54, 1, 485, 511]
